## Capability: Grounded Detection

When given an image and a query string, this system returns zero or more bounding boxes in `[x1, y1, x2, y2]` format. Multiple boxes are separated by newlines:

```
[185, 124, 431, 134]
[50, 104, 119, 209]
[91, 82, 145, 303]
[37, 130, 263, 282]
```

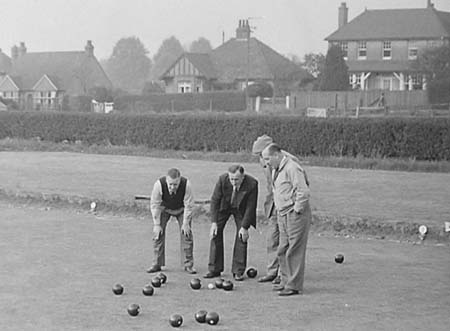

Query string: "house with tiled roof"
[325, 1, 450, 91]
[0, 41, 111, 110]
[160, 20, 308, 95]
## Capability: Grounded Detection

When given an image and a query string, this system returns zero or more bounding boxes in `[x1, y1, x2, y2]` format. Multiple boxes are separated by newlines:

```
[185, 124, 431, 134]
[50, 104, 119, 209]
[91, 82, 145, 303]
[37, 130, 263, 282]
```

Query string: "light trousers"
[277, 205, 311, 292]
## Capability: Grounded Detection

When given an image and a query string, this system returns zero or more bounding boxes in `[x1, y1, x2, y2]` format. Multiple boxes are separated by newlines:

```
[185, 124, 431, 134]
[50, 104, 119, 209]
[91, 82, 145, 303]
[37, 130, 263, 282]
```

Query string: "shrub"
[0, 112, 448, 161]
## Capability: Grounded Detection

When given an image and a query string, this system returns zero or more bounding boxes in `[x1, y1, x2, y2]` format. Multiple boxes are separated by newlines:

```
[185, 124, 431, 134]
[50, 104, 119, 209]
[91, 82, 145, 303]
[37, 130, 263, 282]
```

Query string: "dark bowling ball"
[151, 276, 162, 288]
[215, 278, 224, 289]
[169, 314, 183, 327]
[127, 303, 140, 317]
[335, 253, 345, 264]
[222, 280, 234, 291]
[112, 283, 124, 295]
[190, 278, 202, 290]
[157, 272, 167, 284]
[205, 311, 219, 325]
[142, 284, 154, 296]
[246, 267, 258, 278]
[194, 310, 208, 323]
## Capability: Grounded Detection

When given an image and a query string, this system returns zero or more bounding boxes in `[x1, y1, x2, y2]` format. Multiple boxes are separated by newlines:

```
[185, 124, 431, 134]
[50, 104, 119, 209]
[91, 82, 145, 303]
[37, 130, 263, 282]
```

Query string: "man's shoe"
[233, 273, 244, 281]
[146, 265, 161, 273]
[203, 271, 221, 278]
[184, 266, 197, 274]
[272, 276, 281, 284]
[272, 285, 285, 291]
[278, 289, 300, 296]
[257, 274, 277, 283]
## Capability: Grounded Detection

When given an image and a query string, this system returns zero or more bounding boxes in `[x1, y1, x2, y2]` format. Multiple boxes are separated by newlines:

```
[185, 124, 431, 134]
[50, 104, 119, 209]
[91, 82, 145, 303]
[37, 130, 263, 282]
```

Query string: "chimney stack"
[427, 0, 434, 8]
[236, 19, 250, 40]
[85, 40, 94, 57]
[338, 2, 348, 28]
[11, 45, 18, 60]
[18, 42, 27, 57]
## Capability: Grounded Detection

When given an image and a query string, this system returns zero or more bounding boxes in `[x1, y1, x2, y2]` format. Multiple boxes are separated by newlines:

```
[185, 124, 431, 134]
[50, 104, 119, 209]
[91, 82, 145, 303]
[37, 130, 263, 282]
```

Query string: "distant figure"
[147, 168, 196, 274]
[204, 165, 258, 281]
[261, 144, 311, 296]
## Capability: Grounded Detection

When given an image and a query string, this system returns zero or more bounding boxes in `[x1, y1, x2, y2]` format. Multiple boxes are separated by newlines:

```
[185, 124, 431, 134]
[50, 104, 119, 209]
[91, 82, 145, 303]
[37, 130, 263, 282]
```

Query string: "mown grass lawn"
[0, 201, 449, 331]
[0, 151, 449, 226]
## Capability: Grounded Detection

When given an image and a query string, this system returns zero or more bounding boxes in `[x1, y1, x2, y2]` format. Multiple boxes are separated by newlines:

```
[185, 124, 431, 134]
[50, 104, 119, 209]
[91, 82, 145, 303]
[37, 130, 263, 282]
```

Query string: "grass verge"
[1, 137, 449, 173]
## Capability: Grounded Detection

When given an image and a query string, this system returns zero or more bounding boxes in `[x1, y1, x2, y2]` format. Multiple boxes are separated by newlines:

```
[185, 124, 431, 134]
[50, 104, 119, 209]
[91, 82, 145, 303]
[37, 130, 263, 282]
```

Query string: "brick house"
[0, 41, 111, 110]
[160, 20, 309, 95]
[325, 1, 450, 91]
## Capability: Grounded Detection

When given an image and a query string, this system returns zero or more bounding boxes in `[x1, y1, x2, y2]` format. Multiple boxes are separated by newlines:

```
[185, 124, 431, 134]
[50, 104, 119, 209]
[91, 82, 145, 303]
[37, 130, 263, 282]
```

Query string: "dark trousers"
[208, 210, 247, 275]
[152, 211, 194, 268]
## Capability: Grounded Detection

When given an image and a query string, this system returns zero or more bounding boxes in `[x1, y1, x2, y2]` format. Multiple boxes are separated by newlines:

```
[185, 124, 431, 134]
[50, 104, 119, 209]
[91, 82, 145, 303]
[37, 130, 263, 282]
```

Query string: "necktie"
[231, 186, 238, 208]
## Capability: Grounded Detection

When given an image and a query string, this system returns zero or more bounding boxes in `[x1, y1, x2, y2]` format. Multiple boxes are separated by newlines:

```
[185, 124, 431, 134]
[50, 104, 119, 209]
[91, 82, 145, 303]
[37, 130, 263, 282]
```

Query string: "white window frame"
[177, 81, 191, 93]
[383, 41, 392, 60]
[358, 41, 367, 60]
[339, 42, 348, 59]
[411, 74, 423, 89]
[408, 41, 418, 60]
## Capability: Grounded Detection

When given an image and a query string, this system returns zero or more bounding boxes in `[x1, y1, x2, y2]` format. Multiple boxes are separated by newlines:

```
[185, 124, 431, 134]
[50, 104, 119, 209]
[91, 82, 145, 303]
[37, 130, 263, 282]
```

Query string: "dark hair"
[167, 168, 181, 179]
[266, 143, 282, 155]
[228, 164, 244, 174]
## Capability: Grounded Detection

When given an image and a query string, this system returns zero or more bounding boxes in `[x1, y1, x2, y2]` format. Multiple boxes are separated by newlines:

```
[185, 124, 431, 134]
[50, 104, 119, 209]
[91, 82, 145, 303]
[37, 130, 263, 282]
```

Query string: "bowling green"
[0, 201, 448, 330]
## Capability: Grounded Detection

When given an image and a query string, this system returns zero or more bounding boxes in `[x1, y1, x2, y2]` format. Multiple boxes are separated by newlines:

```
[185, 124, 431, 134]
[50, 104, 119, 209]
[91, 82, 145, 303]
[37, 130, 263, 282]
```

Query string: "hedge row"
[0, 111, 449, 160]
[114, 91, 246, 112]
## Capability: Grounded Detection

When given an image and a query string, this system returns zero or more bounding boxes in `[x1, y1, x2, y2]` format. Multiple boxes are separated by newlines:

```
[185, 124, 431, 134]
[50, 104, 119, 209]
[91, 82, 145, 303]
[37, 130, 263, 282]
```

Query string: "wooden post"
[335, 93, 338, 116]
[209, 99, 212, 112]
[356, 106, 360, 118]
[171, 99, 174, 112]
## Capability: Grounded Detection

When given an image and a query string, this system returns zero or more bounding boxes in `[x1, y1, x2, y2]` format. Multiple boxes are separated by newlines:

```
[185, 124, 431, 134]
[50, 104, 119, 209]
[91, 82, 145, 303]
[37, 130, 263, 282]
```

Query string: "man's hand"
[209, 223, 218, 239]
[153, 225, 162, 240]
[181, 222, 192, 238]
[239, 227, 249, 243]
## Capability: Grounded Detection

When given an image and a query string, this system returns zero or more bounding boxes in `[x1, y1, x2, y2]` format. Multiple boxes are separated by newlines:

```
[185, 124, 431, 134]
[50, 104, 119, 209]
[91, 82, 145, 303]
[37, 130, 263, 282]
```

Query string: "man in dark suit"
[204, 164, 258, 281]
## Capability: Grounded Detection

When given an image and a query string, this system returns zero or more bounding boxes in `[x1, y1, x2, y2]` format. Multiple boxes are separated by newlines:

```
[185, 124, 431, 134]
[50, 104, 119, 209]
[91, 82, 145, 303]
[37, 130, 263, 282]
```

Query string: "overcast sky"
[1, 0, 450, 61]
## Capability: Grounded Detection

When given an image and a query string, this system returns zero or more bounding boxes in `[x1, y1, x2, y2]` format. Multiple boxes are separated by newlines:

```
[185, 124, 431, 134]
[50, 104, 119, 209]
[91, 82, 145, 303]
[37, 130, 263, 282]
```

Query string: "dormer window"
[383, 41, 392, 60]
[358, 41, 367, 60]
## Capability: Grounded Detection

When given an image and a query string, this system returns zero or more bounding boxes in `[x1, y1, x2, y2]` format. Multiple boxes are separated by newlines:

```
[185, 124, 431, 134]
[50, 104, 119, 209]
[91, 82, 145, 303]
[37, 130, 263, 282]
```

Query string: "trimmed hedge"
[0, 111, 449, 160]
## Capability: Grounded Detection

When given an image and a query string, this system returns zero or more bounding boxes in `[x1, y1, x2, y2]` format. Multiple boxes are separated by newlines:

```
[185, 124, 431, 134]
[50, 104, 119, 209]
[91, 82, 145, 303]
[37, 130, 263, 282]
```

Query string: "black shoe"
[184, 266, 197, 274]
[146, 265, 161, 273]
[272, 276, 281, 284]
[257, 274, 277, 283]
[203, 271, 221, 278]
[233, 273, 244, 281]
[278, 289, 300, 296]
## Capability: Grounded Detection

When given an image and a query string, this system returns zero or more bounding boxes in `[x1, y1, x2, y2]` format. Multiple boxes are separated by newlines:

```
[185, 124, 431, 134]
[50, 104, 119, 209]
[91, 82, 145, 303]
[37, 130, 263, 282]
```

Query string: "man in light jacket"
[261, 143, 311, 296]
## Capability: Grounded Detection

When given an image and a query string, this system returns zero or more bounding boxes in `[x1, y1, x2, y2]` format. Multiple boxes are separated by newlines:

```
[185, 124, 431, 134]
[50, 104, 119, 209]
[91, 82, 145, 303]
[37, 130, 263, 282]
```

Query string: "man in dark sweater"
[147, 168, 196, 274]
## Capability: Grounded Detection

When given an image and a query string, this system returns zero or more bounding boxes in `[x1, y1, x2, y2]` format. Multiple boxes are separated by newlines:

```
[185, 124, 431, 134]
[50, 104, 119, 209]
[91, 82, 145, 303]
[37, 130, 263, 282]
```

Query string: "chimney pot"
[18, 42, 27, 57]
[85, 40, 94, 57]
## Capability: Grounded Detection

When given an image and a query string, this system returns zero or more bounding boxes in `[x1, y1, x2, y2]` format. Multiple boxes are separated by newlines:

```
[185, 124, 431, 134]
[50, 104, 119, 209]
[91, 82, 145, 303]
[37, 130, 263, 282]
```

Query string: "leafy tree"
[142, 81, 164, 94]
[301, 53, 325, 78]
[415, 45, 450, 103]
[150, 36, 184, 80]
[318, 45, 349, 91]
[189, 37, 213, 53]
[414, 44, 450, 80]
[106, 37, 152, 93]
